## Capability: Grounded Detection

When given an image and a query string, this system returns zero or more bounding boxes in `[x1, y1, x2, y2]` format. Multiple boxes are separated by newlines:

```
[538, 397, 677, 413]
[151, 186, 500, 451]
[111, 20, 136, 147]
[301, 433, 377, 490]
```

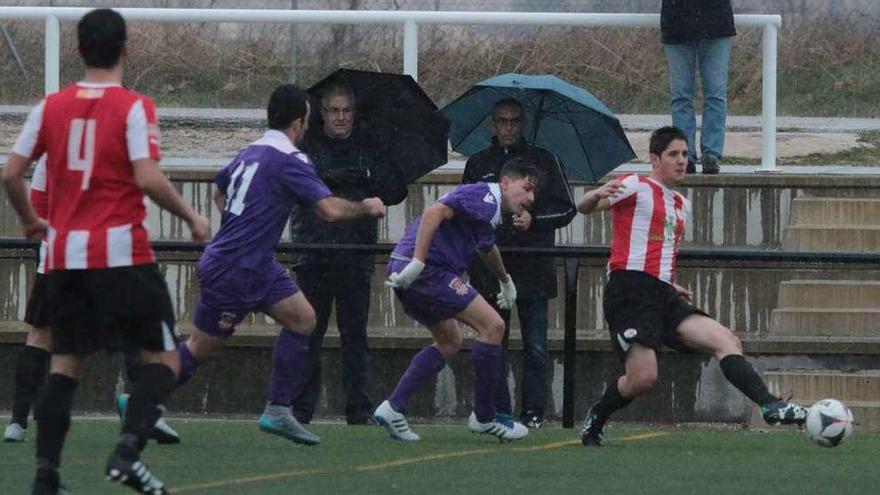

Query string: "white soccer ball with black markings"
[805, 399, 854, 448]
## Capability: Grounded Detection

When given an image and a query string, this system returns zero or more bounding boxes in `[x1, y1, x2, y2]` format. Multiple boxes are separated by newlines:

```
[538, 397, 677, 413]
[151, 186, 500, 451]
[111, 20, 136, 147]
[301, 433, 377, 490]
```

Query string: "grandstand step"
[750, 370, 880, 431]
[782, 225, 880, 252]
[777, 279, 880, 308]
[762, 370, 880, 403]
[789, 197, 880, 226]
[770, 308, 880, 336]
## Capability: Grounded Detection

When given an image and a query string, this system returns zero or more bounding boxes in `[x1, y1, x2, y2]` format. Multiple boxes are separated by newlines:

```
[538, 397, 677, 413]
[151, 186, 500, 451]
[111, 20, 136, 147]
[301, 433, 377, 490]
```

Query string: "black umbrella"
[307, 69, 449, 184]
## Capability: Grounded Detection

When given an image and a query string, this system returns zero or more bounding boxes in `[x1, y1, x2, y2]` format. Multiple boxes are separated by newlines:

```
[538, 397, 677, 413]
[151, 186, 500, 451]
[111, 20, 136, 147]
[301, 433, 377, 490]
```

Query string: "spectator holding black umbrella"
[461, 98, 577, 429]
[289, 83, 406, 426]
[289, 70, 448, 425]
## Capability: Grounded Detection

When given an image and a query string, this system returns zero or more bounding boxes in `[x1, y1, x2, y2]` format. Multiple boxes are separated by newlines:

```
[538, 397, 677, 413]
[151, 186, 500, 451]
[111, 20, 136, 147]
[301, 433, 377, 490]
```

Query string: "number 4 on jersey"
[225, 161, 259, 215]
[67, 118, 96, 190]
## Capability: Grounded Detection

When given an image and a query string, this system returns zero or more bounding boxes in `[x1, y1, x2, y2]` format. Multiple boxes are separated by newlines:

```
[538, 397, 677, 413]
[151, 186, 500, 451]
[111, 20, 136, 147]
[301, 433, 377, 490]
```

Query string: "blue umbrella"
[440, 73, 636, 181]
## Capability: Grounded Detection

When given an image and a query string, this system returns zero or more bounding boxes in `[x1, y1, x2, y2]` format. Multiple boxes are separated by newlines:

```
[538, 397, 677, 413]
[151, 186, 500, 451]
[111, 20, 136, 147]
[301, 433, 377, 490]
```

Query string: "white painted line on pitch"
[355, 448, 494, 471]
[174, 468, 337, 493]
[619, 431, 669, 442]
[174, 431, 669, 493]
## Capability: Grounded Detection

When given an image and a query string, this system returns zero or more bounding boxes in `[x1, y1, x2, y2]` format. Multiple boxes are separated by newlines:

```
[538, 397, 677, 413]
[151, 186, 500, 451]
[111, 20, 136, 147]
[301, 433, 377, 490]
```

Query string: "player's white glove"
[386, 259, 425, 289]
[497, 278, 517, 309]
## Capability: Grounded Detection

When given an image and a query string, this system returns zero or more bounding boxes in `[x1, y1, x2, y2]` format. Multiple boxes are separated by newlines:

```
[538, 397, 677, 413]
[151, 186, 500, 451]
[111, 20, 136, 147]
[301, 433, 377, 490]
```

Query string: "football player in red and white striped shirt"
[575, 126, 808, 447]
[3, 157, 51, 445]
[2, 8, 209, 494]
[4, 157, 183, 448]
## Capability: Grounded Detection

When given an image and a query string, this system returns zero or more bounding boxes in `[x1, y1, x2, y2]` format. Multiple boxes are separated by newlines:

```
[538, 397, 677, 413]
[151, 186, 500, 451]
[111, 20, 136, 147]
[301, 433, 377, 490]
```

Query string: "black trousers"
[291, 263, 373, 423]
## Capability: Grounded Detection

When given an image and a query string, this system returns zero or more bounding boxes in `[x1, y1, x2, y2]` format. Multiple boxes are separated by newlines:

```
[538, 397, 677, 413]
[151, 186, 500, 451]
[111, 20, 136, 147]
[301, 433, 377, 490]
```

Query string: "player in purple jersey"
[374, 157, 541, 442]
[175, 84, 385, 445]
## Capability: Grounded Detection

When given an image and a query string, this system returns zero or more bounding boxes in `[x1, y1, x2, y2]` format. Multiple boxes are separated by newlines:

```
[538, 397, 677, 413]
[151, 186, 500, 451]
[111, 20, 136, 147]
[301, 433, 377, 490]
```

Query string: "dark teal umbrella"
[440, 73, 635, 181]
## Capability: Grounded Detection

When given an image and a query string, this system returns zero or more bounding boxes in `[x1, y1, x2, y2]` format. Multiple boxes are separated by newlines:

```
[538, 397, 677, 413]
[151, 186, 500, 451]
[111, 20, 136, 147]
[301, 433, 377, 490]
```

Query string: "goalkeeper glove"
[386, 259, 425, 289]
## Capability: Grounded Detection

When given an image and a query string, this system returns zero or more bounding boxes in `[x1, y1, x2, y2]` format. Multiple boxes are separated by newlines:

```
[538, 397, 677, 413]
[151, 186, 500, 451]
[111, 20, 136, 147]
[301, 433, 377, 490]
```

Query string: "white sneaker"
[468, 412, 529, 442]
[119, 393, 183, 445]
[150, 417, 181, 445]
[373, 400, 420, 441]
[3, 422, 26, 442]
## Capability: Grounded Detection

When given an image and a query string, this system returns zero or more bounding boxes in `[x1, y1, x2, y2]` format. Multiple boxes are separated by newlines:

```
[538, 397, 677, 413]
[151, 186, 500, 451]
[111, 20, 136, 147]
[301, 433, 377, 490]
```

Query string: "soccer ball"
[805, 399, 854, 448]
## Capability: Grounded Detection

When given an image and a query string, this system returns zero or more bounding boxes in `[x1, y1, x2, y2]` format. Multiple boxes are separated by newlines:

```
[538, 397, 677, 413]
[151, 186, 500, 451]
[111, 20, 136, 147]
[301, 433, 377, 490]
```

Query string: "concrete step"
[789, 198, 880, 226]
[782, 225, 880, 252]
[763, 370, 880, 403]
[842, 402, 880, 431]
[750, 370, 880, 431]
[777, 279, 880, 309]
[770, 308, 880, 336]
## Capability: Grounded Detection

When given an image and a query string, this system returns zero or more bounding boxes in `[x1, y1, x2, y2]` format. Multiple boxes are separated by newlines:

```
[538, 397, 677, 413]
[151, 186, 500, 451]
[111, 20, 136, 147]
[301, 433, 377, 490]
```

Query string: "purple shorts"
[388, 259, 478, 327]
[194, 254, 299, 338]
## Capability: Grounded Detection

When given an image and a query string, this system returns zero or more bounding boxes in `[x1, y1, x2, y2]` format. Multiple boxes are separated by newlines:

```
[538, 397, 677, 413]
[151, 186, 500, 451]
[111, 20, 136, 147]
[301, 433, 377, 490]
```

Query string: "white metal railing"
[0, 7, 782, 171]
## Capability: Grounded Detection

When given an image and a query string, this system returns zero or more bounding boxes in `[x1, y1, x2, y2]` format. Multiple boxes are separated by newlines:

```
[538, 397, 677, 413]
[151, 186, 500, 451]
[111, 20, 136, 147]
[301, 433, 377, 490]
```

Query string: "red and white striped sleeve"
[125, 96, 162, 162]
[607, 173, 641, 207]
[12, 99, 47, 161]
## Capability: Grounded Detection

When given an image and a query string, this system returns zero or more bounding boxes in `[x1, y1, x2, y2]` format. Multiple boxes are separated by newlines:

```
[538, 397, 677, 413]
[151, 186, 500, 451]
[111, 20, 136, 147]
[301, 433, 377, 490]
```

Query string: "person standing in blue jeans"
[662, 0, 736, 174]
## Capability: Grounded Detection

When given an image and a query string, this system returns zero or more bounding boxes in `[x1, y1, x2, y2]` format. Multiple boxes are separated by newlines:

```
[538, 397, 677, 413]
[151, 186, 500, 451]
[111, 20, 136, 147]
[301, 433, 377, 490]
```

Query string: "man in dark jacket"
[461, 98, 576, 428]
[289, 84, 407, 425]
[661, 0, 735, 174]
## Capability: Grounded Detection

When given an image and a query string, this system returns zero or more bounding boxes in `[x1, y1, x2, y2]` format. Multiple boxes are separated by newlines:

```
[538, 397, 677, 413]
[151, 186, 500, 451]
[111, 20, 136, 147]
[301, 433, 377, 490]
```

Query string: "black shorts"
[24, 272, 51, 328]
[47, 264, 179, 355]
[603, 270, 708, 359]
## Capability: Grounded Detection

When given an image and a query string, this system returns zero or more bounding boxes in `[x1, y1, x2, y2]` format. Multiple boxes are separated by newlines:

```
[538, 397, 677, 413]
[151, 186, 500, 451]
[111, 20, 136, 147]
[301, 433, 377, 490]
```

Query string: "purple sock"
[177, 342, 200, 387]
[472, 341, 502, 423]
[388, 346, 445, 413]
[267, 329, 309, 407]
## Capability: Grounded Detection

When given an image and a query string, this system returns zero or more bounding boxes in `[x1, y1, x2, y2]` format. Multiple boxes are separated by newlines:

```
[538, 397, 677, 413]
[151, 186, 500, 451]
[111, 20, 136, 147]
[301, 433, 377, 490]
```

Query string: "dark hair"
[500, 156, 543, 190]
[78, 9, 127, 69]
[492, 97, 524, 121]
[267, 84, 309, 130]
[321, 84, 355, 108]
[649, 126, 688, 156]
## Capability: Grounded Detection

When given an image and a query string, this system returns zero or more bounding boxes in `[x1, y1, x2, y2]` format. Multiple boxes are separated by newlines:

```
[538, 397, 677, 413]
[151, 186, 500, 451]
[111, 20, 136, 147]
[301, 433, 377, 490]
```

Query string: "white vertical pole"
[45, 14, 60, 95]
[403, 19, 418, 80]
[288, 0, 298, 82]
[760, 22, 778, 171]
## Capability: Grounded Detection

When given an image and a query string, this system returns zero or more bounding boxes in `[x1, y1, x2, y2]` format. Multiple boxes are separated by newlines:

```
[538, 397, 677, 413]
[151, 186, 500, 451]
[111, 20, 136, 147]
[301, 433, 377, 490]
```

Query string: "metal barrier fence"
[0, 6, 782, 170]
[3, 237, 879, 427]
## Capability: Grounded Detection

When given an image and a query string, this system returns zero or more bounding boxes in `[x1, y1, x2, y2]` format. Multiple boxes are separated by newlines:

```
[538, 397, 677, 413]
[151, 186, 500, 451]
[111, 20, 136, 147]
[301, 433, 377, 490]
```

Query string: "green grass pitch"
[2, 419, 879, 494]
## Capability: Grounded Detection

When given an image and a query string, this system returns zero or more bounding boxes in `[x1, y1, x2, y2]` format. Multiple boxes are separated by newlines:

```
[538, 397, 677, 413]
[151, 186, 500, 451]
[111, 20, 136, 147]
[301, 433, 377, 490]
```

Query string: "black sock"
[123, 351, 143, 383]
[592, 379, 633, 423]
[11, 345, 50, 427]
[122, 363, 175, 451]
[719, 354, 777, 406]
[113, 433, 143, 461]
[34, 374, 78, 469]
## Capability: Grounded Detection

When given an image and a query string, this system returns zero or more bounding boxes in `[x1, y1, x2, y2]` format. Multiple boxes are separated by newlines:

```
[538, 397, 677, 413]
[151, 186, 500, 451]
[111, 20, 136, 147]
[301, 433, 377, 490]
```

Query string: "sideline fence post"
[760, 20, 779, 171]
[563, 256, 579, 428]
[44, 14, 59, 95]
[288, 0, 298, 83]
[403, 19, 418, 81]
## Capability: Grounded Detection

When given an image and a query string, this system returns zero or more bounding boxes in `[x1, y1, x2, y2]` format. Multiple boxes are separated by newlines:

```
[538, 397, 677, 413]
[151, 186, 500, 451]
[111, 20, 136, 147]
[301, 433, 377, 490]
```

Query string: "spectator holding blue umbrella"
[442, 73, 635, 183]
[460, 98, 576, 429]
[443, 73, 634, 427]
